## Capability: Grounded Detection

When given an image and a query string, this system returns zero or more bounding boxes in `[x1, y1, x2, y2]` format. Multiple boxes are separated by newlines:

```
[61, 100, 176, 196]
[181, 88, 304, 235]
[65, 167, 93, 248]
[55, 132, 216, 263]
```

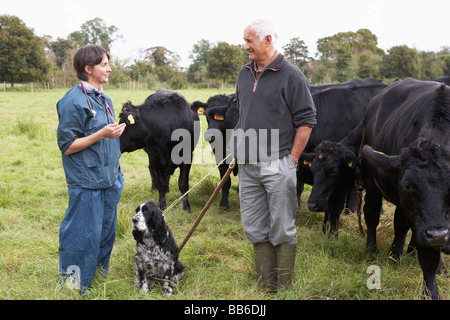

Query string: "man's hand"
[290, 126, 312, 165]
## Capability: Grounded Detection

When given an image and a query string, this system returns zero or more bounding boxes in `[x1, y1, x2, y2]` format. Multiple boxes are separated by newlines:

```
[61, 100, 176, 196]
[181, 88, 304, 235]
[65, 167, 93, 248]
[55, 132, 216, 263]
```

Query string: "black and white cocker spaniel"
[132, 201, 184, 296]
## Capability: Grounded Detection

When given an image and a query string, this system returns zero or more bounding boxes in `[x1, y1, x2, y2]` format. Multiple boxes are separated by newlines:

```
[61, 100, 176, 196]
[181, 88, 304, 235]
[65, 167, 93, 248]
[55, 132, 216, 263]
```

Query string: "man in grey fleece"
[233, 19, 316, 293]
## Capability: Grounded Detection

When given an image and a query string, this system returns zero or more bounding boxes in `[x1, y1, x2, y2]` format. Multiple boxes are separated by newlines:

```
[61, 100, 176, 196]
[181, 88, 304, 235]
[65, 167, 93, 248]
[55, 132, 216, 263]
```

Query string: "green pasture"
[0, 88, 449, 300]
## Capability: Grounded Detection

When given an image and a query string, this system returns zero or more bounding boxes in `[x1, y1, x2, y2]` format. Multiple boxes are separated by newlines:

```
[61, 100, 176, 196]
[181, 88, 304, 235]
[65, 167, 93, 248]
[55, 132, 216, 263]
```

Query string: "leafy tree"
[48, 37, 77, 68]
[154, 65, 174, 83]
[187, 63, 208, 84]
[381, 45, 419, 79]
[187, 39, 211, 83]
[189, 39, 212, 66]
[145, 46, 180, 83]
[309, 56, 334, 84]
[207, 41, 244, 89]
[146, 46, 180, 68]
[0, 15, 49, 88]
[59, 48, 79, 87]
[128, 59, 153, 81]
[335, 42, 353, 82]
[438, 46, 450, 76]
[441, 55, 450, 75]
[282, 37, 311, 70]
[170, 71, 186, 89]
[315, 28, 384, 83]
[317, 29, 383, 58]
[418, 51, 444, 80]
[69, 17, 122, 52]
[108, 57, 130, 85]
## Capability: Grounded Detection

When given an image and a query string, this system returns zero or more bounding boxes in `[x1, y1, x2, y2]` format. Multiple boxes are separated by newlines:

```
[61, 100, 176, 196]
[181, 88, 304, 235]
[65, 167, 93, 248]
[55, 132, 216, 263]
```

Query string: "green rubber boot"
[253, 242, 278, 294]
[276, 244, 297, 290]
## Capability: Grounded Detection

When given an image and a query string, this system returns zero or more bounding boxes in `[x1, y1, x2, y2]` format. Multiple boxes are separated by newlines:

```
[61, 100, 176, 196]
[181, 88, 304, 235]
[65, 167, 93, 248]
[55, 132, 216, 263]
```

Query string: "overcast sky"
[3, 0, 449, 68]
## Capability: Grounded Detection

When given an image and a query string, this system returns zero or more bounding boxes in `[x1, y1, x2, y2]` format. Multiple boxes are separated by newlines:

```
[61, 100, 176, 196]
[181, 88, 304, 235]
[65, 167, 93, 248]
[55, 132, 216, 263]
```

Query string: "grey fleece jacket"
[233, 53, 317, 162]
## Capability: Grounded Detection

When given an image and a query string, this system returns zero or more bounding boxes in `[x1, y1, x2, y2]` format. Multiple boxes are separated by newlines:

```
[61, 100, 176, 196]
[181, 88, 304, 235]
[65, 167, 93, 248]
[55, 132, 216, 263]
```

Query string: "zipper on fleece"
[246, 65, 259, 92]
[253, 73, 262, 92]
[246, 65, 279, 92]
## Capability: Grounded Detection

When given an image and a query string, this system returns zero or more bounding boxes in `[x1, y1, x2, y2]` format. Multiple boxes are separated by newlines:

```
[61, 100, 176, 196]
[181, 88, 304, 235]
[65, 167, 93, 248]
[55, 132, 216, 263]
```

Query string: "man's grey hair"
[247, 19, 278, 47]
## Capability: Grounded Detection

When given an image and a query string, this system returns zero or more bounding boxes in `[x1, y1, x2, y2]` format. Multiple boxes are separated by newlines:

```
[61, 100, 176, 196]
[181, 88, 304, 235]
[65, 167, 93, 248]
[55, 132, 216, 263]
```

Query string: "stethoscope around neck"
[80, 82, 115, 123]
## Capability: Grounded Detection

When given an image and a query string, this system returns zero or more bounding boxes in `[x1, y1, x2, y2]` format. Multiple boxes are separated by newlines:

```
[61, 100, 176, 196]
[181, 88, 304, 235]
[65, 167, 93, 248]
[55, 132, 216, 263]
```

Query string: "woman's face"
[85, 54, 111, 87]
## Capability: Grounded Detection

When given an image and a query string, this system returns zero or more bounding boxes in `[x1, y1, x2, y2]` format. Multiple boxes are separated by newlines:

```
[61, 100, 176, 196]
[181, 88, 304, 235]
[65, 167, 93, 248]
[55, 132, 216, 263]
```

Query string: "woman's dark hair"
[73, 45, 111, 81]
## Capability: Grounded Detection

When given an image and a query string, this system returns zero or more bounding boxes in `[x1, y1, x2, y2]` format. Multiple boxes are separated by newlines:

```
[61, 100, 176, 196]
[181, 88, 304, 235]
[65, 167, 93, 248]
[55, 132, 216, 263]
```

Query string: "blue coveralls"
[56, 84, 124, 294]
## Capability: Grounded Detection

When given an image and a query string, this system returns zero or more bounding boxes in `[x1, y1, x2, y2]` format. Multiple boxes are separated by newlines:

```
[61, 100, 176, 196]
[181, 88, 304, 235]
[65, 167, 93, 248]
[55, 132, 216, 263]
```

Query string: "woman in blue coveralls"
[56, 45, 126, 294]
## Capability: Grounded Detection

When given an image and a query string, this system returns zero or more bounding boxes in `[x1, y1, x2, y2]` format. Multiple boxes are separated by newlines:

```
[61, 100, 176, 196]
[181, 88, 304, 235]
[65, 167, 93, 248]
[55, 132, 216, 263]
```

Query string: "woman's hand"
[64, 123, 126, 156]
[101, 123, 126, 139]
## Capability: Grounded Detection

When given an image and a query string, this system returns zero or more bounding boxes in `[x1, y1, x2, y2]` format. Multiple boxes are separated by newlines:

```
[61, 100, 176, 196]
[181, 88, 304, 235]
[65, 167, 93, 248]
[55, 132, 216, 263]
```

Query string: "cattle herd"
[118, 76, 450, 300]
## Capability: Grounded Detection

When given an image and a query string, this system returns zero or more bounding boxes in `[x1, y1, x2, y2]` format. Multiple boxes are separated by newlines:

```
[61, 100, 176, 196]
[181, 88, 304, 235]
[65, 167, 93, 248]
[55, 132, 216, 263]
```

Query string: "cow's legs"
[153, 164, 169, 211]
[363, 176, 383, 253]
[218, 163, 231, 210]
[178, 163, 191, 212]
[389, 207, 409, 262]
[144, 147, 169, 193]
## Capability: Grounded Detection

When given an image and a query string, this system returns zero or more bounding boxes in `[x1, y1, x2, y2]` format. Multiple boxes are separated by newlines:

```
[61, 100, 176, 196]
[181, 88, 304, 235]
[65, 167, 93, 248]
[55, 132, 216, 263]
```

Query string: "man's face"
[243, 26, 268, 64]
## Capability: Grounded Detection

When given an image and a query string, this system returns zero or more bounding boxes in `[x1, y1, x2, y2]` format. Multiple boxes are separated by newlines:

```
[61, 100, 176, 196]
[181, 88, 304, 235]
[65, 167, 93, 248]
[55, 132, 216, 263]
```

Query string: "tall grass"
[0, 88, 449, 300]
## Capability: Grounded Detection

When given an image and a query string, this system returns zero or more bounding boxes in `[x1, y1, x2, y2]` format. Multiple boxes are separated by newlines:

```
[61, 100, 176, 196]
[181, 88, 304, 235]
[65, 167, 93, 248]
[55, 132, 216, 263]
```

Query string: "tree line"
[1, 15, 449, 90]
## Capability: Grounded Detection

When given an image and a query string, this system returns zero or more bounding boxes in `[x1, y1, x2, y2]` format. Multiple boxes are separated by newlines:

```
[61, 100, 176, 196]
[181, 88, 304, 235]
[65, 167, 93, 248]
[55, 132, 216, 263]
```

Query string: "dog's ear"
[152, 211, 167, 245]
[132, 229, 143, 243]
[143, 203, 167, 245]
[151, 206, 167, 245]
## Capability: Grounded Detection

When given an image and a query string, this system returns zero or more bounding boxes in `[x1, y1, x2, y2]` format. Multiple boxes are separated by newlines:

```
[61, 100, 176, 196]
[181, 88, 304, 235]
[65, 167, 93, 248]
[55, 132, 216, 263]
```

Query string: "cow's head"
[118, 102, 144, 153]
[203, 94, 234, 143]
[301, 141, 357, 212]
[224, 95, 239, 130]
[362, 139, 450, 249]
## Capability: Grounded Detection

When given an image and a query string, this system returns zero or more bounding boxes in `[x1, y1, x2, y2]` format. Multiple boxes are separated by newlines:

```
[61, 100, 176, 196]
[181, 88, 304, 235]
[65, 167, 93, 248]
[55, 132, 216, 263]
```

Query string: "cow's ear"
[362, 145, 400, 175]
[344, 150, 356, 168]
[191, 101, 207, 115]
[299, 152, 315, 167]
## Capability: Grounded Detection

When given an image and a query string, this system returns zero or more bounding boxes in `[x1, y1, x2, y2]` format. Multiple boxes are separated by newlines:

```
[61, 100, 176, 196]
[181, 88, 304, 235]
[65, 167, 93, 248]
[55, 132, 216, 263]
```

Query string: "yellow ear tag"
[128, 114, 135, 125]
[347, 160, 353, 167]
[198, 107, 205, 115]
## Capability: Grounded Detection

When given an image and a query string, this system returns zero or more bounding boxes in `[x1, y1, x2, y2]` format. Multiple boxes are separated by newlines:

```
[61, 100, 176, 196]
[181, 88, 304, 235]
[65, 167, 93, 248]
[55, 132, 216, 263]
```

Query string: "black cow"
[432, 75, 450, 86]
[360, 78, 450, 299]
[119, 89, 199, 212]
[310, 77, 385, 95]
[300, 123, 364, 237]
[299, 79, 386, 185]
[297, 79, 386, 235]
[192, 93, 239, 209]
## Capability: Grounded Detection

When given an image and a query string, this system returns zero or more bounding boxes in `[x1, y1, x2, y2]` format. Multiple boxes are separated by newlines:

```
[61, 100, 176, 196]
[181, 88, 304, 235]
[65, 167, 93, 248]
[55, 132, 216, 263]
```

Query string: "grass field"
[0, 88, 449, 301]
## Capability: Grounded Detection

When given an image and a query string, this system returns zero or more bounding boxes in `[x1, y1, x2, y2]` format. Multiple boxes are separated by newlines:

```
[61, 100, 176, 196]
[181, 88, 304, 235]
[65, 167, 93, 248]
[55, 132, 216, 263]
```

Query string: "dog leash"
[178, 158, 236, 252]
[163, 153, 233, 214]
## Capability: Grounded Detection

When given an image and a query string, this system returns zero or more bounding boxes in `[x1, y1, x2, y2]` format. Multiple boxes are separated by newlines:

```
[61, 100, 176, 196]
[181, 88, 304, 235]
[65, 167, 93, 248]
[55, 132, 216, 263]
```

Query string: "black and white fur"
[132, 201, 184, 295]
